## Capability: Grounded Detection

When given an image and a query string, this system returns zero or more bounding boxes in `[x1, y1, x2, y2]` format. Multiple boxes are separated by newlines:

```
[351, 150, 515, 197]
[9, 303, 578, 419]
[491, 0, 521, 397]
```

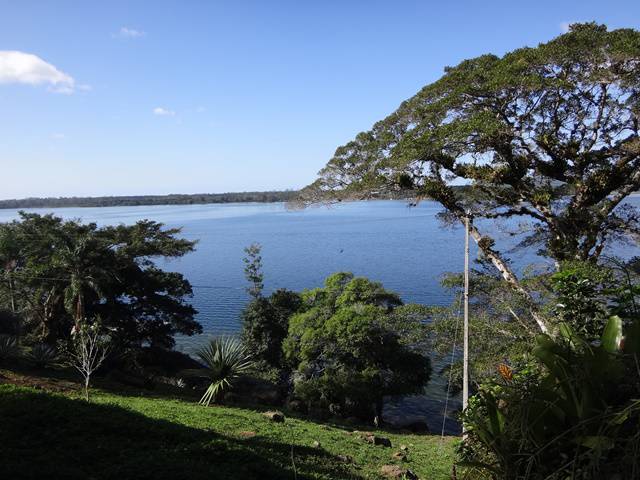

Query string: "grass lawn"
[0, 377, 457, 479]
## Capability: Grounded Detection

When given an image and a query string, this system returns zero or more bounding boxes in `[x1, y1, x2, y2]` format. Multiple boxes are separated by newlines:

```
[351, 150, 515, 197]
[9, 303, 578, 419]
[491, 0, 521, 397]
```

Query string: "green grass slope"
[0, 384, 456, 479]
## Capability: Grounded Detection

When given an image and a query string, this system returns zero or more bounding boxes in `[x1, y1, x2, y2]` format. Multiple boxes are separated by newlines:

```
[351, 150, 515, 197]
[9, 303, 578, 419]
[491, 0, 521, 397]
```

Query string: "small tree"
[283, 273, 431, 422]
[67, 321, 110, 401]
[243, 243, 264, 299]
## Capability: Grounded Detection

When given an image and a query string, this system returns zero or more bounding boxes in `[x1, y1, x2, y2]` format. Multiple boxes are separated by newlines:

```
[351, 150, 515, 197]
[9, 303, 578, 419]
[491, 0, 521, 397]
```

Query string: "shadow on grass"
[0, 385, 362, 480]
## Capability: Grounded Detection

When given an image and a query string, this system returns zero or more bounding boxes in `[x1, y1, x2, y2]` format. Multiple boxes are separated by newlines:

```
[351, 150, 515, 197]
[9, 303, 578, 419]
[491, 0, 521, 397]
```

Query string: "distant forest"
[0, 191, 299, 209]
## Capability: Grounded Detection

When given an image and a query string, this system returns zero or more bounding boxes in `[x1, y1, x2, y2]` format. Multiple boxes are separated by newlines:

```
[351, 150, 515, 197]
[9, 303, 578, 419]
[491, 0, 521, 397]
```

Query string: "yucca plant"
[27, 343, 60, 369]
[185, 337, 253, 406]
[0, 335, 21, 363]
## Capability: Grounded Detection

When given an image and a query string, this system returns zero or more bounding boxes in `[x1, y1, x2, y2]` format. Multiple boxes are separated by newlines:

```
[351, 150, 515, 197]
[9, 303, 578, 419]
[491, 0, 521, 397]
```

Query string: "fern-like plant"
[0, 335, 21, 363]
[27, 343, 60, 369]
[185, 337, 253, 406]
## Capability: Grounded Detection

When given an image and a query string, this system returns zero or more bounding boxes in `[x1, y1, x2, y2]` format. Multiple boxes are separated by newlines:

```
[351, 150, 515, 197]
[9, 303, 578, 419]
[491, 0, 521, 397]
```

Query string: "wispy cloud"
[0, 50, 78, 94]
[195, 106, 206, 113]
[50, 133, 66, 140]
[559, 21, 578, 33]
[153, 107, 175, 116]
[113, 26, 146, 39]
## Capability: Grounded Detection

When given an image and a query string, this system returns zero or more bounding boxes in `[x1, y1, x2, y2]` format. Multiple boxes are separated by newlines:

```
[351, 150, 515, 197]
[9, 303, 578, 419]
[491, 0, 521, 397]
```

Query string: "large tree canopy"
[283, 272, 431, 421]
[0, 212, 201, 347]
[298, 24, 640, 332]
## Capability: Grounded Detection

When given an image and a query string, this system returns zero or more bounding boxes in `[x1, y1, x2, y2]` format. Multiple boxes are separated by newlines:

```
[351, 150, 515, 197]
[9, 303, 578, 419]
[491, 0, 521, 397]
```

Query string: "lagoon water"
[1, 199, 637, 433]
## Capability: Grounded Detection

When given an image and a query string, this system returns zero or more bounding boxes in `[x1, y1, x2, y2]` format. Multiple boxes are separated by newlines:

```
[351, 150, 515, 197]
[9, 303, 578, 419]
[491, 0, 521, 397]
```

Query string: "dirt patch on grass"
[0, 369, 79, 394]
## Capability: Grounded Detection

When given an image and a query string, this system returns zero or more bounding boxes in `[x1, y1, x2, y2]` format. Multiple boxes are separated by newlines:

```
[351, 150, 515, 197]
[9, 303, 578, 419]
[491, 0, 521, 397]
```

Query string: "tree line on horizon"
[0, 191, 299, 210]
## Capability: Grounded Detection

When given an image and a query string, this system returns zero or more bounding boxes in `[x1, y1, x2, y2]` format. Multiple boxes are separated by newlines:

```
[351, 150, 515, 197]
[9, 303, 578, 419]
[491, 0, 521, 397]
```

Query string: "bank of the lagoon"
[0, 382, 457, 480]
[1, 200, 637, 433]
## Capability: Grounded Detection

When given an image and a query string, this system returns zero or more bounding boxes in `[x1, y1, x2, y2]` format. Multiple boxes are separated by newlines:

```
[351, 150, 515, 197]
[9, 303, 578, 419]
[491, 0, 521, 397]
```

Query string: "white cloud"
[153, 107, 175, 116]
[113, 27, 146, 39]
[50, 133, 65, 140]
[195, 106, 206, 113]
[0, 50, 76, 94]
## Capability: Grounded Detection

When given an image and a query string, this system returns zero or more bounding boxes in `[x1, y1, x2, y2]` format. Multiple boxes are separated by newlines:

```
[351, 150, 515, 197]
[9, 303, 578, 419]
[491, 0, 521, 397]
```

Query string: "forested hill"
[0, 191, 298, 209]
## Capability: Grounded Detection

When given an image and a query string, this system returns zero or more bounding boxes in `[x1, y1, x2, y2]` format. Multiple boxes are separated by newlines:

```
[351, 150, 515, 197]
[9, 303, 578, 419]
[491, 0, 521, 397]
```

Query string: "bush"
[27, 344, 59, 369]
[240, 289, 301, 369]
[461, 318, 640, 479]
[184, 337, 254, 406]
[283, 273, 431, 422]
[0, 335, 21, 363]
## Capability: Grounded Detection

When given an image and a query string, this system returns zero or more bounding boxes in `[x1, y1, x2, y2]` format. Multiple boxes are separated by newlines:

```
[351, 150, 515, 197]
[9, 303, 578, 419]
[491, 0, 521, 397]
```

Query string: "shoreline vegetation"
[0, 191, 299, 210]
[0, 188, 477, 211]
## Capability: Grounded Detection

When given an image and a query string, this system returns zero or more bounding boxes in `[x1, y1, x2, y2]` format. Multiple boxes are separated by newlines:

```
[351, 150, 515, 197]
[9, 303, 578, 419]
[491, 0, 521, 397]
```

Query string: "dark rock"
[364, 434, 392, 448]
[380, 465, 418, 479]
[336, 454, 353, 464]
[392, 451, 407, 461]
[263, 410, 285, 422]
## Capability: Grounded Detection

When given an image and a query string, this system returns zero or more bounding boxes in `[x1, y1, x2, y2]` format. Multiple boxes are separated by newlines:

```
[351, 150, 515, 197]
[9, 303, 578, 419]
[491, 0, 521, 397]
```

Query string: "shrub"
[27, 344, 60, 369]
[283, 273, 431, 422]
[240, 289, 301, 369]
[461, 318, 640, 479]
[185, 337, 254, 406]
[0, 334, 21, 363]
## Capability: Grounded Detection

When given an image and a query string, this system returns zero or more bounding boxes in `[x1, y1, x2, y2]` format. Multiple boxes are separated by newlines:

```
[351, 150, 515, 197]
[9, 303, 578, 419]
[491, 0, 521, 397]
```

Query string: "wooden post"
[462, 214, 470, 436]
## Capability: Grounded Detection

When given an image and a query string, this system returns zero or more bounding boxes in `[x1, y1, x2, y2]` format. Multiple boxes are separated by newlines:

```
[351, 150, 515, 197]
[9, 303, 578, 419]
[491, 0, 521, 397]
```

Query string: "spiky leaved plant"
[186, 337, 253, 406]
[27, 343, 60, 369]
[0, 335, 21, 363]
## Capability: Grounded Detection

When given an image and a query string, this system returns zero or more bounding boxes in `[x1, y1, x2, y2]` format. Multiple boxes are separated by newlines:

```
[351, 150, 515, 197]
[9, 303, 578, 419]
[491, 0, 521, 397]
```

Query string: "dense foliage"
[240, 243, 302, 371]
[0, 191, 297, 210]
[461, 316, 640, 479]
[241, 289, 302, 369]
[0, 212, 201, 348]
[299, 23, 640, 333]
[283, 272, 431, 421]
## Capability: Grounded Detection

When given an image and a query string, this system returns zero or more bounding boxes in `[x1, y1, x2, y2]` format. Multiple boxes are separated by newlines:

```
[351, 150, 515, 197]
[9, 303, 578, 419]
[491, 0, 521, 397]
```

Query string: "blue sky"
[0, 1, 638, 199]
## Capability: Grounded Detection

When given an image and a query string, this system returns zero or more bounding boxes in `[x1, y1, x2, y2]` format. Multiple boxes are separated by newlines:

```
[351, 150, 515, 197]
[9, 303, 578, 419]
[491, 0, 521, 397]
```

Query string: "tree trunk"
[465, 220, 549, 334]
[8, 276, 15, 314]
[84, 376, 90, 401]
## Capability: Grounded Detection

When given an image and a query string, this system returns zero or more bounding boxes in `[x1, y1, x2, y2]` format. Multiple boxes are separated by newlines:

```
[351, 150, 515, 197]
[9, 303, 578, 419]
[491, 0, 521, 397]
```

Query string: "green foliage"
[241, 289, 302, 369]
[0, 335, 20, 363]
[300, 23, 640, 333]
[283, 272, 431, 421]
[27, 343, 60, 369]
[0, 191, 297, 210]
[550, 261, 614, 340]
[243, 243, 264, 299]
[185, 337, 254, 406]
[461, 318, 640, 479]
[0, 212, 201, 348]
[430, 268, 540, 389]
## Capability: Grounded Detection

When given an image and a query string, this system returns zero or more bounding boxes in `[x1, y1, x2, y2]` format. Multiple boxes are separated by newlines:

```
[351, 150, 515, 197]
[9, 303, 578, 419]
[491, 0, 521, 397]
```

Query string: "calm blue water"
[1, 199, 637, 433]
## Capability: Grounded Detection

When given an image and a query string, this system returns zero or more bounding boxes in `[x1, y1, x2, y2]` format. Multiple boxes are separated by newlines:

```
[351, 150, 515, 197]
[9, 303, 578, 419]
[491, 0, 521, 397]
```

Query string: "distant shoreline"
[0, 191, 298, 210]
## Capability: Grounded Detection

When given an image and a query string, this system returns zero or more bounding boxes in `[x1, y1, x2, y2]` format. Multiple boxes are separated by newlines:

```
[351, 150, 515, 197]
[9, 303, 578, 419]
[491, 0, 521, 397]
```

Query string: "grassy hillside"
[0, 382, 457, 479]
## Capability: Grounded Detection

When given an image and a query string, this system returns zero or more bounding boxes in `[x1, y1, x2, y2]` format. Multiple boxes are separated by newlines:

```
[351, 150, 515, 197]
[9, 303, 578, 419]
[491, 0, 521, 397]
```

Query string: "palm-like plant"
[186, 337, 253, 406]
[27, 343, 60, 368]
[0, 335, 21, 363]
